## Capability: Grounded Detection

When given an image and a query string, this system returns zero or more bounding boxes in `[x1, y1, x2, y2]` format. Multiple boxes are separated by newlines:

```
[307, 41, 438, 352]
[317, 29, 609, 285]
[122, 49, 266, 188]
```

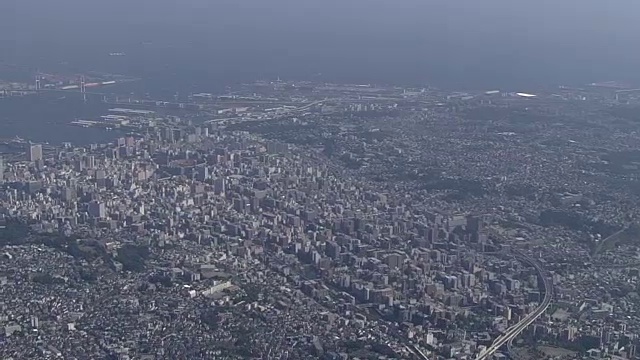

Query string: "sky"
[1, 0, 639, 89]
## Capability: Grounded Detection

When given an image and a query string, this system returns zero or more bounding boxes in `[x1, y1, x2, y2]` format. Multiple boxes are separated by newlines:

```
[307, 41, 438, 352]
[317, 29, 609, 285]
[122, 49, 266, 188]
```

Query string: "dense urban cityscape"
[2, 78, 640, 360]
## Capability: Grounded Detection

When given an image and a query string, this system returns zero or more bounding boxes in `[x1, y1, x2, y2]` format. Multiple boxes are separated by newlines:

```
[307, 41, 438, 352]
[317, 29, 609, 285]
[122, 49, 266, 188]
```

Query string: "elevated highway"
[475, 251, 553, 360]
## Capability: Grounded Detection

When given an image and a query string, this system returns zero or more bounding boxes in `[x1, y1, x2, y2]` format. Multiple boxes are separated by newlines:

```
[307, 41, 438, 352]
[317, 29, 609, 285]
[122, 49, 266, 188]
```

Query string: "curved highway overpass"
[475, 251, 553, 360]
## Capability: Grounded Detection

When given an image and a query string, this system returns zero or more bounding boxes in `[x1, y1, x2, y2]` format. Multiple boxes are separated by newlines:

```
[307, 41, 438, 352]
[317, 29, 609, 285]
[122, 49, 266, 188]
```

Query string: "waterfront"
[0, 94, 127, 145]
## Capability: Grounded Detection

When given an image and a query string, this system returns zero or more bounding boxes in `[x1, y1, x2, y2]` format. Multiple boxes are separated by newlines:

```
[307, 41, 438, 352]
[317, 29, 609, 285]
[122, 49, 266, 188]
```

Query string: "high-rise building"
[125, 136, 135, 147]
[85, 155, 96, 169]
[30, 316, 39, 329]
[61, 187, 76, 202]
[628, 344, 636, 359]
[29, 144, 43, 162]
[74, 159, 84, 172]
[88, 201, 106, 218]
[196, 166, 209, 182]
[214, 177, 226, 194]
[161, 127, 175, 143]
[95, 169, 107, 188]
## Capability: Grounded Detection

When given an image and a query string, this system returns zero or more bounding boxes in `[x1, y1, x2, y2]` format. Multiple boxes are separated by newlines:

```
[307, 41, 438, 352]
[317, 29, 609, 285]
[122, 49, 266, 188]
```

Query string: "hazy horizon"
[2, 0, 640, 90]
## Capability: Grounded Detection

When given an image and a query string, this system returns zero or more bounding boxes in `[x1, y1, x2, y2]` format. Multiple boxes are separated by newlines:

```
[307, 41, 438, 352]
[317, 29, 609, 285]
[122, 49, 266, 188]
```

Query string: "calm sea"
[0, 95, 127, 145]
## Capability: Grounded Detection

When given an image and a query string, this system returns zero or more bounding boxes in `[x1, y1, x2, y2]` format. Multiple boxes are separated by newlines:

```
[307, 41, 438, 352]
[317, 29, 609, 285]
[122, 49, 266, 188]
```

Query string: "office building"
[85, 155, 96, 169]
[214, 177, 226, 194]
[88, 201, 106, 218]
[29, 144, 43, 162]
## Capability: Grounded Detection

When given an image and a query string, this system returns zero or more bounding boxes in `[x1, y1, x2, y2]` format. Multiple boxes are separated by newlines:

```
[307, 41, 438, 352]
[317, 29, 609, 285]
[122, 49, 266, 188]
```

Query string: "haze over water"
[2, 0, 640, 92]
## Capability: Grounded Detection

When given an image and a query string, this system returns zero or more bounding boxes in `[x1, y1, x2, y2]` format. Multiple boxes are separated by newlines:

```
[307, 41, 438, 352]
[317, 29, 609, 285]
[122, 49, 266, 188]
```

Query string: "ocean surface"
[1, 0, 640, 144]
[0, 95, 129, 145]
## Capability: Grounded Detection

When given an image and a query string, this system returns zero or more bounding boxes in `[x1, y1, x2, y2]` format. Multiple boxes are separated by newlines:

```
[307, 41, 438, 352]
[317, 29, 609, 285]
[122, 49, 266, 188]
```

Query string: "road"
[203, 100, 325, 125]
[411, 344, 429, 360]
[288, 99, 325, 113]
[475, 251, 553, 360]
